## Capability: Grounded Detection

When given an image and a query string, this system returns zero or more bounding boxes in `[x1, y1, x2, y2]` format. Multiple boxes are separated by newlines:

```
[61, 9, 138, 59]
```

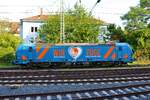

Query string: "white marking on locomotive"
[68, 47, 82, 60]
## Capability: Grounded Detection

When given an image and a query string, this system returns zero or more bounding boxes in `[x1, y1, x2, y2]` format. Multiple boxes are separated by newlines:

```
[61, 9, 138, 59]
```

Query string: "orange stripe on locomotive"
[104, 46, 115, 59]
[37, 45, 49, 60]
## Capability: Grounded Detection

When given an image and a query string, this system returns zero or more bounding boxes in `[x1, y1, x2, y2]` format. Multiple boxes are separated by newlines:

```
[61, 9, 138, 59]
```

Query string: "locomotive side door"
[118, 46, 123, 61]
[122, 46, 129, 62]
[28, 47, 33, 62]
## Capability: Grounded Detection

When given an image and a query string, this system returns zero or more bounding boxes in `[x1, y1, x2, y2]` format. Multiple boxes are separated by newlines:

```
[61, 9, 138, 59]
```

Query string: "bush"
[0, 47, 15, 63]
[0, 33, 21, 50]
[0, 33, 21, 64]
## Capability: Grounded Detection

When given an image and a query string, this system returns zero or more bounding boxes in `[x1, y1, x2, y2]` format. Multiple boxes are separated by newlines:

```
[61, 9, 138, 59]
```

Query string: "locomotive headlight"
[21, 55, 27, 61]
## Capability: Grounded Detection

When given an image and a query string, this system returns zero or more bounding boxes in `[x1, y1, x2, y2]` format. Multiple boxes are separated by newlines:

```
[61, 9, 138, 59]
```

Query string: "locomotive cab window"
[29, 47, 33, 52]
[119, 47, 122, 51]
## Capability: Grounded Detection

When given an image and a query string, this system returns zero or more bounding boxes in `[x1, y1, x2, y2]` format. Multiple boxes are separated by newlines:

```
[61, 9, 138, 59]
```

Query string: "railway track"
[0, 68, 150, 99]
[1, 67, 150, 77]
[1, 82, 150, 100]
[0, 74, 150, 86]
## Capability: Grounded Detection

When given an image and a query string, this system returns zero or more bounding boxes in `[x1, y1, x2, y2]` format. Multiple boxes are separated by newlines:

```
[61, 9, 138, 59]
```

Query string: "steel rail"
[0, 68, 150, 78]
[0, 76, 150, 85]
[0, 82, 150, 99]
[0, 73, 150, 80]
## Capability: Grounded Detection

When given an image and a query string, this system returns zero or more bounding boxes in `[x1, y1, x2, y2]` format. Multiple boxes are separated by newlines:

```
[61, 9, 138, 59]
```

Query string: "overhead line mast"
[60, 0, 101, 43]
[90, 0, 101, 15]
[60, 0, 65, 43]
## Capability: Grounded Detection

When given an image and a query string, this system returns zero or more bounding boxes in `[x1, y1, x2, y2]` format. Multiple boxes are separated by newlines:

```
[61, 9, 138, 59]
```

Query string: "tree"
[140, 0, 150, 8]
[122, 7, 149, 31]
[107, 24, 126, 42]
[0, 20, 21, 63]
[121, 0, 150, 58]
[0, 33, 22, 63]
[39, 3, 103, 43]
[122, 0, 149, 31]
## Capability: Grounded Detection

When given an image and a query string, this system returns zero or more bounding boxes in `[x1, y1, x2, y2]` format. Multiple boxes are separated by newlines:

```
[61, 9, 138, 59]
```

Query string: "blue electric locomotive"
[13, 43, 134, 66]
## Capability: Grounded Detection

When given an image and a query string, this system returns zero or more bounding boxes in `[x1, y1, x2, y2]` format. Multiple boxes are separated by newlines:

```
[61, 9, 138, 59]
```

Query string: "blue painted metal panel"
[48, 44, 117, 63]
[13, 43, 134, 65]
[116, 43, 134, 63]
[13, 44, 34, 64]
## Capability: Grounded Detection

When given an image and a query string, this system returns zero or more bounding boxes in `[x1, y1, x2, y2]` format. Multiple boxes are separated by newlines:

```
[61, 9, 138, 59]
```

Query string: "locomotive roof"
[19, 42, 130, 47]
[35, 43, 116, 46]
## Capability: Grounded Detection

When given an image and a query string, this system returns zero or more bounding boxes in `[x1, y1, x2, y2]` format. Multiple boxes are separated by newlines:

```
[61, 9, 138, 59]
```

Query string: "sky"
[0, 0, 140, 26]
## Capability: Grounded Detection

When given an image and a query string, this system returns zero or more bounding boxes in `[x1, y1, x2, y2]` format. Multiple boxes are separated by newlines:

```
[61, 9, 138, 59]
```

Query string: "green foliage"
[0, 33, 21, 63]
[126, 28, 150, 49]
[140, 0, 150, 8]
[0, 33, 21, 50]
[121, 0, 149, 32]
[107, 24, 126, 42]
[39, 3, 103, 43]
[39, 15, 60, 43]
[122, 0, 150, 59]
[122, 7, 149, 31]
[67, 3, 89, 18]
[0, 47, 15, 63]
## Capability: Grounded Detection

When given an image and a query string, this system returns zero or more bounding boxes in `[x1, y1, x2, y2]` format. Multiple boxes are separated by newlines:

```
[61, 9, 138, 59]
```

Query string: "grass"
[130, 60, 150, 66]
[0, 60, 150, 69]
[0, 63, 17, 68]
